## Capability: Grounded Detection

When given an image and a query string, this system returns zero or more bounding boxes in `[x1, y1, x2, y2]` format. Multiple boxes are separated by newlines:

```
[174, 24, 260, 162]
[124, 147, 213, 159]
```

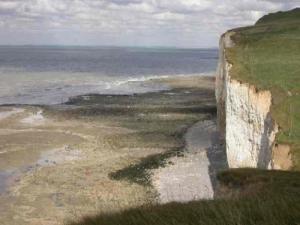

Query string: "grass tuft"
[109, 146, 184, 186]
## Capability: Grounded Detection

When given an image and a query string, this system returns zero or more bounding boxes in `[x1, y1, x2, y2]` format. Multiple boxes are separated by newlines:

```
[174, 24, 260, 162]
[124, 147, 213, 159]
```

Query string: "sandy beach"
[0, 76, 217, 225]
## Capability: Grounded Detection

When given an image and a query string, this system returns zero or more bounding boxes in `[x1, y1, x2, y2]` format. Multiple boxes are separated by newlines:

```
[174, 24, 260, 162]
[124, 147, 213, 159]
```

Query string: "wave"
[106, 72, 214, 88]
[0, 72, 215, 105]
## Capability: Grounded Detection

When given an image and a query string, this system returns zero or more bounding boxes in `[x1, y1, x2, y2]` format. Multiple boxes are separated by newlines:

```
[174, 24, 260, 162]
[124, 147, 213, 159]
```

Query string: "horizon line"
[0, 44, 219, 50]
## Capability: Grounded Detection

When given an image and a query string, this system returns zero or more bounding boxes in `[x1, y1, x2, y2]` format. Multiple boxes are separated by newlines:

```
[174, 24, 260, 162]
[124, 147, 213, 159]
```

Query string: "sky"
[0, 0, 299, 48]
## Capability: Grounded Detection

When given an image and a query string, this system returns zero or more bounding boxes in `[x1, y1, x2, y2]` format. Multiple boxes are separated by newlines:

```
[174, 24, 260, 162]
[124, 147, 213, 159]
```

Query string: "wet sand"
[0, 76, 216, 225]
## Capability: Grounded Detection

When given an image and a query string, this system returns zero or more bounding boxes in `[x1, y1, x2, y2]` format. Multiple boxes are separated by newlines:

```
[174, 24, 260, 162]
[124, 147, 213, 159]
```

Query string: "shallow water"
[0, 171, 10, 194]
[0, 46, 218, 105]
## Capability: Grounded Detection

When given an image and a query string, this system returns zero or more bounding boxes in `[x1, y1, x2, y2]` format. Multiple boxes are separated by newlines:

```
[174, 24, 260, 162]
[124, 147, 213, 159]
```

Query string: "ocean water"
[0, 46, 218, 105]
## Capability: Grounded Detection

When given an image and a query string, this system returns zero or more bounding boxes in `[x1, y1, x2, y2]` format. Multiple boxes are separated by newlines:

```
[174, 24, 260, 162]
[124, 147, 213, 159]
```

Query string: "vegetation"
[256, 8, 300, 24]
[69, 169, 300, 225]
[227, 8, 300, 169]
[109, 146, 183, 186]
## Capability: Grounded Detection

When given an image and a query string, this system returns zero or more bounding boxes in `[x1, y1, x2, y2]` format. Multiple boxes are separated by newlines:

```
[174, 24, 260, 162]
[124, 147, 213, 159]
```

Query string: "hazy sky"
[0, 0, 299, 47]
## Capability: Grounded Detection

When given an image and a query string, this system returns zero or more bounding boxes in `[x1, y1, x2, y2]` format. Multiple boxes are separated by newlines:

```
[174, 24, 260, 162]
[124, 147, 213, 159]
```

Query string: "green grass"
[227, 8, 300, 169]
[109, 146, 184, 186]
[256, 8, 300, 25]
[69, 169, 300, 225]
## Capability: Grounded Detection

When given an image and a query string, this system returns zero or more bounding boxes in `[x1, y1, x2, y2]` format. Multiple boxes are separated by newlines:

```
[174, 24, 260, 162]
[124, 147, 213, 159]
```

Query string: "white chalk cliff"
[216, 32, 291, 169]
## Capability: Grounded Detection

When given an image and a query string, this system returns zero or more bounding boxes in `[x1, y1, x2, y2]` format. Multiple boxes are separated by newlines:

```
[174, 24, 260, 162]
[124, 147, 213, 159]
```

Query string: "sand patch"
[0, 128, 85, 171]
[0, 108, 25, 121]
[155, 75, 215, 90]
[37, 146, 82, 167]
[21, 110, 45, 125]
[139, 113, 197, 121]
[273, 144, 292, 170]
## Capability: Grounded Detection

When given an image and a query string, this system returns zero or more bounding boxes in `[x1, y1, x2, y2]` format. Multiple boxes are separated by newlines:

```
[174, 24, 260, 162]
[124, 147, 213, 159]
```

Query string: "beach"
[0, 75, 218, 225]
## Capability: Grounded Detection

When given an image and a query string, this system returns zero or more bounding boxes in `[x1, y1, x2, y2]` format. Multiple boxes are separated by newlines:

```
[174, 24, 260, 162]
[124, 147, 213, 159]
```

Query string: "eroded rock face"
[225, 79, 278, 168]
[273, 144, 292, 170]
[216, 32, 281, 169]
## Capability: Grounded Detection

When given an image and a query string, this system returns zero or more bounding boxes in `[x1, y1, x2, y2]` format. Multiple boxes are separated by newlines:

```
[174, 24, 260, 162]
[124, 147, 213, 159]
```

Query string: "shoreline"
[0, 73, 215, 106]
[0, 75, 216, 225]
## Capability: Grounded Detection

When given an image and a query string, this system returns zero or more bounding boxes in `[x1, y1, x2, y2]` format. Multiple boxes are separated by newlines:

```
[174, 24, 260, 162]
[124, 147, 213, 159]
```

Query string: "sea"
[0, 46, 218, 105]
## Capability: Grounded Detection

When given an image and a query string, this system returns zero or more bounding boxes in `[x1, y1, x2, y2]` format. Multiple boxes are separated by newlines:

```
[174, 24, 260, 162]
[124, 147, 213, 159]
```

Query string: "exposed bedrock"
[216, 32, 291, 170]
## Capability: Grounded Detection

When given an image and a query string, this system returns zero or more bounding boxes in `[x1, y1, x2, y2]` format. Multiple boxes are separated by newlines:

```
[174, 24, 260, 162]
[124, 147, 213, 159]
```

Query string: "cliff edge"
[216, 8, 300, 170]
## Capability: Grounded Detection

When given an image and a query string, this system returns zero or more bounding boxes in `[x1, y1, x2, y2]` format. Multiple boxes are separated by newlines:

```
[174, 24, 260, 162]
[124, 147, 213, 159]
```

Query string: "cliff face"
[216, 32, 289, 169]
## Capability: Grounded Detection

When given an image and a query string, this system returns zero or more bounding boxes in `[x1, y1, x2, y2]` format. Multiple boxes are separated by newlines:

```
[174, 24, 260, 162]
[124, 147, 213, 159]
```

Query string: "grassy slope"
[227, 8, 300, 169]
[69, 169, 300, 225]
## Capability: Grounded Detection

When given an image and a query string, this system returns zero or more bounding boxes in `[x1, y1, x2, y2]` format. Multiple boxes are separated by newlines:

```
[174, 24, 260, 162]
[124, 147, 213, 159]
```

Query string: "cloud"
[0, 0, 298, 47]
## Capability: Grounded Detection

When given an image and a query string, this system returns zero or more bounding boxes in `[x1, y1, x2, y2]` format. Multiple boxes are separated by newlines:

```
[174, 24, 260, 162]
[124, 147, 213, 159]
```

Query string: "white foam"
[105, 73, 212, 89]
[104, 75, 171, 89]
[0, 72, 214, 105]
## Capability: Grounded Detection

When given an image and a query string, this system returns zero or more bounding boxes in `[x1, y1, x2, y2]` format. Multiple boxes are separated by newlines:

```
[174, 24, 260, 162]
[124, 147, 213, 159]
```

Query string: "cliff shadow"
[206, 120, 228, 197]
[258, 112, 276, 169]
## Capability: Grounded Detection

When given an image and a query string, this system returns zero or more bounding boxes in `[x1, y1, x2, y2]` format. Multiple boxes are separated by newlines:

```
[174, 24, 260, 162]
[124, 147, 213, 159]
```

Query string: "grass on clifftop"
[69, 169, 300, 225]
[227, 8, 300, 169]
